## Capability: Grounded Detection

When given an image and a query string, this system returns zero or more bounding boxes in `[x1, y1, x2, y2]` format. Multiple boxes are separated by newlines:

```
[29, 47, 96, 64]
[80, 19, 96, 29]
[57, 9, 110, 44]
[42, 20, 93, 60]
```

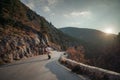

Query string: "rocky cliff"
[0, 0, 78, 63]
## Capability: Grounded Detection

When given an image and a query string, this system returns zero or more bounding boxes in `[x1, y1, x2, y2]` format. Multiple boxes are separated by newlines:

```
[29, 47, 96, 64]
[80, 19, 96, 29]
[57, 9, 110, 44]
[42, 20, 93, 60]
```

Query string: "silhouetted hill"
[60, 27, 116, 57]
[60, 27, 116, 46]
[60, 27, 120, 73]
[0, 0, 79, 63]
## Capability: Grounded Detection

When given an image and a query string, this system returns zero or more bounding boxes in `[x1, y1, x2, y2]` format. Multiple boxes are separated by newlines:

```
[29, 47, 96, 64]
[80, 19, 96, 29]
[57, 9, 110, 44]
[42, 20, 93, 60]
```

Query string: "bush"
[71, 65, 82, 74]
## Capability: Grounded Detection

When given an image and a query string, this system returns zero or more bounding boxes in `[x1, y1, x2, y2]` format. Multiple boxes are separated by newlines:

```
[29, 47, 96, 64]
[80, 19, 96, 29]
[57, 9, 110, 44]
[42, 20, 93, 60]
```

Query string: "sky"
[21, 0, 120, 34]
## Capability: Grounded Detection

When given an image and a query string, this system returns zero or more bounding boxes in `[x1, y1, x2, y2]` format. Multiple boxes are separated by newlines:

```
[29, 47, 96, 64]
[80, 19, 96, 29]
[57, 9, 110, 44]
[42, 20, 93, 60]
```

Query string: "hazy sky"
[21, 0, 120, 34]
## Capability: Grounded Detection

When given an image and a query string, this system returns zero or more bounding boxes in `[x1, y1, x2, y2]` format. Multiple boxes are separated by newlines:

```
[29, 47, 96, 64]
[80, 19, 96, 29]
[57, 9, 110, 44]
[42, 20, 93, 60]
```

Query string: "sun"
[104, 28, 113, 34]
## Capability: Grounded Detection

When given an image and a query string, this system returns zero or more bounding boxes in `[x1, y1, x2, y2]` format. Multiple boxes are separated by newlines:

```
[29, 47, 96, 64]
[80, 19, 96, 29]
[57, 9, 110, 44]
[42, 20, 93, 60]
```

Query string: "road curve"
[0, 51, 89, 80]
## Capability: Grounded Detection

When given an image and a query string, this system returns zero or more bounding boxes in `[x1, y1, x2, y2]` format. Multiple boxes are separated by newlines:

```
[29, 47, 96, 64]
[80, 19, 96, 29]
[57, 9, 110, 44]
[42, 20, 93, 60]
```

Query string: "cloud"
[26, 2, 35, 9]
[21, 0, 59, 13]
[70, 22, 81, 26]
[43, 6, 51, 12]
[51, 13, 55, 16]
[63, 14, 69, 17]
[64, 11, 92, 18]
[63, 22, 81, 27]
[47, 0, 58, 6]
[70, 11, 91, 16]
[37, 0, 58, 12]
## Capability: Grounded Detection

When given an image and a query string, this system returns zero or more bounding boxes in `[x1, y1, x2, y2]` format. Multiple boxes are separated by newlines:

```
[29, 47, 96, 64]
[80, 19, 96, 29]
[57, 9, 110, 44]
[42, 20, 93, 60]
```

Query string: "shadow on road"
[45, 60, 83, 80]
[0, 58, 48, 68]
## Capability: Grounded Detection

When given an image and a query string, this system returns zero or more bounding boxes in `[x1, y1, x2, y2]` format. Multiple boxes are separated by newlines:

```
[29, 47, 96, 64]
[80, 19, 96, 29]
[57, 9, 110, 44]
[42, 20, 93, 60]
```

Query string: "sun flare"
[104, 28, 113, 34]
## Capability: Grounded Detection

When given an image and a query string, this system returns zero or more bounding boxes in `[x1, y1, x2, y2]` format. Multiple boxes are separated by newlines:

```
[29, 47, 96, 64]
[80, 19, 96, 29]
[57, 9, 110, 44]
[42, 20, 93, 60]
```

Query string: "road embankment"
[59, 54, 120, 80]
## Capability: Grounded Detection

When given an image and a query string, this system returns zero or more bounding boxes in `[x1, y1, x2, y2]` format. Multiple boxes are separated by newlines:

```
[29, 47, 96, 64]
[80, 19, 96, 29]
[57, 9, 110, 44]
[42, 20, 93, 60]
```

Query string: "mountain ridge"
[60, 27, 116, 57]
[60, 27, 120, 73]
[60, 27, 116, 45]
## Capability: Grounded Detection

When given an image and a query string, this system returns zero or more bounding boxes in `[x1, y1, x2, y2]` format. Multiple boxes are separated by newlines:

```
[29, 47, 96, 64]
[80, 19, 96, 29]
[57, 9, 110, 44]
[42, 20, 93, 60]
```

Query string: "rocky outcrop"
[0, 32, 45, 62]
[0, 0, 78, 63]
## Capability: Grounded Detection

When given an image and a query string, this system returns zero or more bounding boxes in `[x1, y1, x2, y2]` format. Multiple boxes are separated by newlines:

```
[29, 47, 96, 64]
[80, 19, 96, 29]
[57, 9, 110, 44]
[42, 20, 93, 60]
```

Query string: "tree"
[66, 46, 87, 63]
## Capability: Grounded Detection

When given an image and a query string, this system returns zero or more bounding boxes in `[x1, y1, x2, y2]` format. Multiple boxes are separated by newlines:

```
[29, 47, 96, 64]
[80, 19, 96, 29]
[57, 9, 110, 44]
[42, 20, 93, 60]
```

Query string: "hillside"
[60, 27, 116, 45]
[0, 0, 79, 63]
[60, 27, 120, 73]
[60, 27, 116, 57]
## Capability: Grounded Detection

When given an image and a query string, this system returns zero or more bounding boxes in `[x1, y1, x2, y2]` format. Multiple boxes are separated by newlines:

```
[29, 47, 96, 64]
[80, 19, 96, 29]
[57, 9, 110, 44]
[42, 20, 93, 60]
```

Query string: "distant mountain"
[60, 27, 120, 73]
[0, 0, 78, 63]
[60, 27, 117, 59]
[60, 27, 116, 46]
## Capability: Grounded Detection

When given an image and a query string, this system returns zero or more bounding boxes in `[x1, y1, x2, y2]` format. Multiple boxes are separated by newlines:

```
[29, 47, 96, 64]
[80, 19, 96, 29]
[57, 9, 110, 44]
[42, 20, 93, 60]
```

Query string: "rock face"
[0, 0, 77, 63]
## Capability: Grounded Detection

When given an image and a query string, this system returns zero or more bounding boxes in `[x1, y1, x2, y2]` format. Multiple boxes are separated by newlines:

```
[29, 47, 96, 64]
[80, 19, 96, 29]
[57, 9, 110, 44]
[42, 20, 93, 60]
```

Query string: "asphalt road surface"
[0, 51, 89, 80]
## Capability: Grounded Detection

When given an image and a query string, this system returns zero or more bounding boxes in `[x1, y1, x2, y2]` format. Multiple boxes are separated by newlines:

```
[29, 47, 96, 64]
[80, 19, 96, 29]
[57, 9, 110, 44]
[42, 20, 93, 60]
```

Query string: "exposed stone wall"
[0, 33, 46, 63]
[59, 54, 120, 80]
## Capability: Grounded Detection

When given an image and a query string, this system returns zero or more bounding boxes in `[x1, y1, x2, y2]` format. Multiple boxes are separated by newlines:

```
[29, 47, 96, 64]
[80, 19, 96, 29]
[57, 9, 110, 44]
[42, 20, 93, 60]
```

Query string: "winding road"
[0, 51, 89, 80]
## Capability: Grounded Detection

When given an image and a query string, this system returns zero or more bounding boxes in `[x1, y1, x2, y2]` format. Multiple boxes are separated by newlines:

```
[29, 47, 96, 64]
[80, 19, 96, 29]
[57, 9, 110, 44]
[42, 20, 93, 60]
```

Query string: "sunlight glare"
[104, 28, 113, 34]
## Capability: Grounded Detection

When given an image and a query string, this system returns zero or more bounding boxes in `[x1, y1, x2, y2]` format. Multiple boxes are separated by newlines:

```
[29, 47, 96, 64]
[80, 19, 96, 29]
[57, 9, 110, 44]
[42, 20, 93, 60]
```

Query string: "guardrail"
[59, 54, 120, 80]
